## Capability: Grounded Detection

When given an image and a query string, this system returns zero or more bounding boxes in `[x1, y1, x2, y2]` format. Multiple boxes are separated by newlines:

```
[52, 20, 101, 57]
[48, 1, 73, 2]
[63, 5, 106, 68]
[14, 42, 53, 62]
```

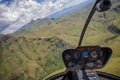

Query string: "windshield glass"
[83, 0, 120, 76]
[0, 0, 119, 80]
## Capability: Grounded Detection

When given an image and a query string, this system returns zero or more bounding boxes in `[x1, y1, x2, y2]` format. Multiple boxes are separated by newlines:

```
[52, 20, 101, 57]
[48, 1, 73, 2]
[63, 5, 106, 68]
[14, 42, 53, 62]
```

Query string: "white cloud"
[0, 0, 88, 34]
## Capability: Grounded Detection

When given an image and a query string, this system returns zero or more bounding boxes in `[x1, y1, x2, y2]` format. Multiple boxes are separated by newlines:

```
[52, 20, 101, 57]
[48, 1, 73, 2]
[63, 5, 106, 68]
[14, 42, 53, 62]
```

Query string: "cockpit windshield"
[0, 0, 120, 80]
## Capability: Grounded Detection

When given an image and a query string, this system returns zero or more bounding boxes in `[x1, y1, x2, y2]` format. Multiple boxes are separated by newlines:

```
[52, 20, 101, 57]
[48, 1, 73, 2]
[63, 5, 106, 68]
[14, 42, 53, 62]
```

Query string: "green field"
[0, 1, 120, 80]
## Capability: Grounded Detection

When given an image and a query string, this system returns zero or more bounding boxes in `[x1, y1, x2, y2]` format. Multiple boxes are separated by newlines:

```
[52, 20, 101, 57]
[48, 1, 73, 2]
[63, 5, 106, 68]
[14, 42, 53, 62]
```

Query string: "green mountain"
[0, 1, 120, 80]
[0, 35, 71, 80]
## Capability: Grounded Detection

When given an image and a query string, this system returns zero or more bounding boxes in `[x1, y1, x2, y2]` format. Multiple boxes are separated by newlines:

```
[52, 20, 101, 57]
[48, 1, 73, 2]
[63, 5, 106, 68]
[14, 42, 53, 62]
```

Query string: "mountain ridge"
[0, 1, 120, 80]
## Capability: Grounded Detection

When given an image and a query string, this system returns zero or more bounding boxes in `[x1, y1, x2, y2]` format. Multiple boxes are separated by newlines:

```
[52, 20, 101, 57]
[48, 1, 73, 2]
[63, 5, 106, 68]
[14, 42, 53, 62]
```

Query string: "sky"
[0, 0, 90, 34]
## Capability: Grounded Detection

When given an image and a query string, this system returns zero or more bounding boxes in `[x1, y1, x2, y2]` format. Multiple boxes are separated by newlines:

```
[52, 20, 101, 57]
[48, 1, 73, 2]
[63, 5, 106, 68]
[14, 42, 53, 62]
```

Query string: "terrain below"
[0, 0, 120, 80]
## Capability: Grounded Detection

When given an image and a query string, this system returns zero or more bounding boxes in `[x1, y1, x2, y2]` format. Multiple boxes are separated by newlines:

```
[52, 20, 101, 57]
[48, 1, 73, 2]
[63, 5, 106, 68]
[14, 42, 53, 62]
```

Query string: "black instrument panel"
[62, 46, 112, 69]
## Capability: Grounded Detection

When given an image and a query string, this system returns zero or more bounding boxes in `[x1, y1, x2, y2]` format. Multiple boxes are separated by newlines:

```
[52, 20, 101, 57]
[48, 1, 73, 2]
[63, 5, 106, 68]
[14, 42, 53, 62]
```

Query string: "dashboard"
[62, 46, 112, 69]
[46, 46, 120, 80]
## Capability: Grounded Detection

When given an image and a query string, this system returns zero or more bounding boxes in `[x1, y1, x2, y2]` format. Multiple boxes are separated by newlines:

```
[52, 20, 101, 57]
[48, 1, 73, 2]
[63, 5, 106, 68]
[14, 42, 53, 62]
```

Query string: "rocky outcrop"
[107, 25, 120, 35]
[113, 5, 120, 14]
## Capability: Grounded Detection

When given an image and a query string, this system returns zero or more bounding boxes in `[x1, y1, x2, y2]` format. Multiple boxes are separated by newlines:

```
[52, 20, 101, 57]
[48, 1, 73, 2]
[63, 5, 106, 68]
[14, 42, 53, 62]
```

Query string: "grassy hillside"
[0, 35, 70, 80]
[0, 1, 120, 80]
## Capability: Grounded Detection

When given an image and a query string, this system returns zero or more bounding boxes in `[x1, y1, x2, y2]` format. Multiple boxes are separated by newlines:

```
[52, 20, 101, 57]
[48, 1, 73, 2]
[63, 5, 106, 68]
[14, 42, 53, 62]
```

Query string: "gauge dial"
[65, 55, 71, 60]
[95, 60, 103, 68]
[99, 51, 103, 57]
[86, 62, 95, 68]
[68, 62, 75, 68]
[74, 52, 80, 59]
[91, 51, 98, 59]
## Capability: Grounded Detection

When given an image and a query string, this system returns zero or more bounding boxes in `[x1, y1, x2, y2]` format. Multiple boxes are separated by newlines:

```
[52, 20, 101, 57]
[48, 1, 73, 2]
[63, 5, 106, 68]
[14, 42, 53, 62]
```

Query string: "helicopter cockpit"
[46, 46, 120, 80]
[46, 0, 120, 80]
[0, 0, 120, 80]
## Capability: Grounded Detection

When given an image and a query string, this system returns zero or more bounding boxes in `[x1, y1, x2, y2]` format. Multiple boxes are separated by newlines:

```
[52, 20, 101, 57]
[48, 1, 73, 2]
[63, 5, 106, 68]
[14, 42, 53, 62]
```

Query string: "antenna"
[78, 0, 111, 46]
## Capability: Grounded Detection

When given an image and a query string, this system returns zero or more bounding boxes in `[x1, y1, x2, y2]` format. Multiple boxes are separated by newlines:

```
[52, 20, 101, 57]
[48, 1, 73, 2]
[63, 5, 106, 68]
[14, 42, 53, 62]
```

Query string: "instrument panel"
[62, 46, 112, 69]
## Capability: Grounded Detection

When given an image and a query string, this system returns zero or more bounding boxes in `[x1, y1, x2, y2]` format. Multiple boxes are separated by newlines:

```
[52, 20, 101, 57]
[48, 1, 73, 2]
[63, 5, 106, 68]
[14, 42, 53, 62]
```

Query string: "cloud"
[0, 0, 88, 34]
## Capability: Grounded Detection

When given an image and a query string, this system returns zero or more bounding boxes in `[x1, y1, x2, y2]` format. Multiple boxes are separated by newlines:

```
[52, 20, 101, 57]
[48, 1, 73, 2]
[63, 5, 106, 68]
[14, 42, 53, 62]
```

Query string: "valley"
[0, 0, 120, 80]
